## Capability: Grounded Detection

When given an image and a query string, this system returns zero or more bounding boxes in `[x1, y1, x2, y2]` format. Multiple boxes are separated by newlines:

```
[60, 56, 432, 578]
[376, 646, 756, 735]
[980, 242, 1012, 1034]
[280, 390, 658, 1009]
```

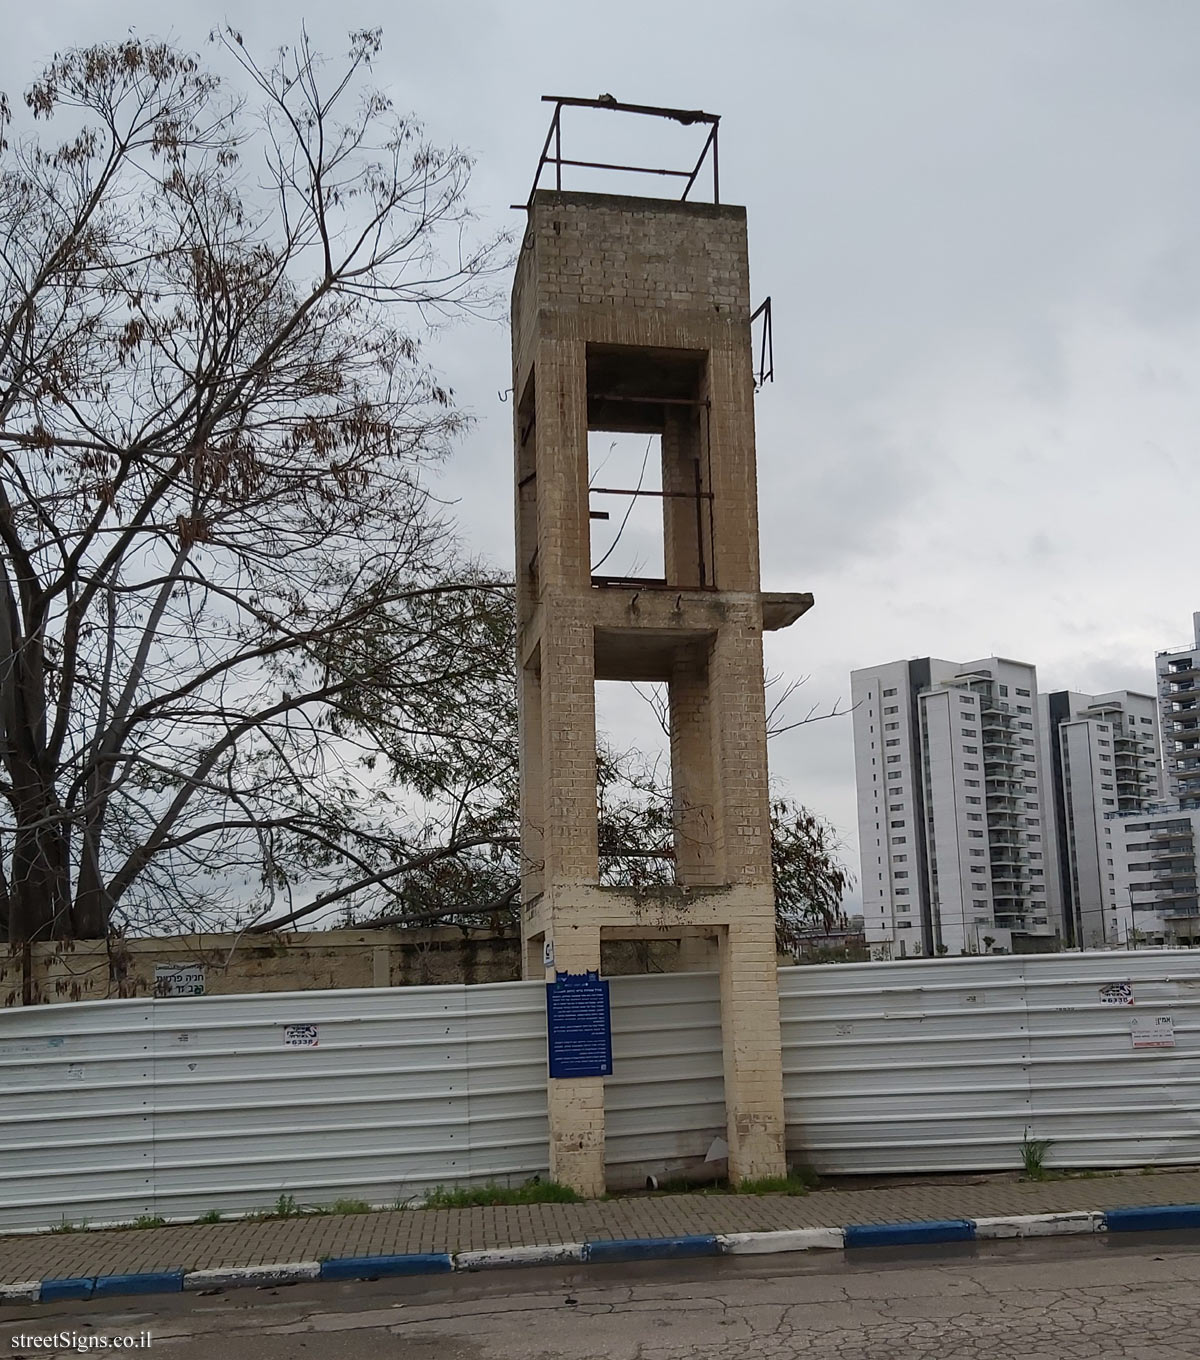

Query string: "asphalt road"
[5, 1232, 1200, 1359]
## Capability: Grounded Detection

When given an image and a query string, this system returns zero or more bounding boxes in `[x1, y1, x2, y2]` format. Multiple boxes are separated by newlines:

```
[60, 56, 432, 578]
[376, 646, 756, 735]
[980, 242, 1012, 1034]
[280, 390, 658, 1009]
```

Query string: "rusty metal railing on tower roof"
[516, 95, 721, 210]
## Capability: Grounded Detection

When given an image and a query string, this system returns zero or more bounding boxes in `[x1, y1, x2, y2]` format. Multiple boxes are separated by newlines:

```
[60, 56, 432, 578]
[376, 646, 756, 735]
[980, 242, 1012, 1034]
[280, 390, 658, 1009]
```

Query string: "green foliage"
[196, 1209, 223, 1224]
[327, 1198, 371, 1215]
[420, 1179, 581, 1209]
[733, 1172, 816, 1197]
[1019, 1134, 1054, 1180]
[273, 1193, 300, 1218]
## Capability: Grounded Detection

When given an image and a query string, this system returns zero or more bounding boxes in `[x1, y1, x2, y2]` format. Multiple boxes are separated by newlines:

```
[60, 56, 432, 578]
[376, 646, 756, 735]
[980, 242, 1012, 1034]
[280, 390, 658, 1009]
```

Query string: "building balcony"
[1161, 903, 1200, 919]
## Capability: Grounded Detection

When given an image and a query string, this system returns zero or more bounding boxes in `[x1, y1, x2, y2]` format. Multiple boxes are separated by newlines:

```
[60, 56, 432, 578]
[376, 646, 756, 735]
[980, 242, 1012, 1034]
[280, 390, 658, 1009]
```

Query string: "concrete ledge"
[1103, 1204, 1200, 1232]
[319, 1253, 453, 1281]
[844, 1219, 975, 1248]
[15, 1202, 1200, 1304]
[585, 1235, 721, 1264]
[974, 1212, 1101, 1239]
[455, 1243, 586, 1271]
[0, 1281, 41, 1303]
[93, 1270, 183, 1297]
[39, 1277, 94, 1303]
[184, 1262, 322, 1291]
[717, 1228, 844, 1254]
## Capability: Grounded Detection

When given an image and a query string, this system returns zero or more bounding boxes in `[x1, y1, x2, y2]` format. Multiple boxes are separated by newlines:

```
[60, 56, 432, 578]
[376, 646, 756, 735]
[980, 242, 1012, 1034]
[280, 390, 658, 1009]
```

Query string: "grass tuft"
[733, 1170, 817, 1197]
[421, 1179, 580, 1209]
[1019, 1135, 1054, 1180]
[327, 1199, 371, 1215]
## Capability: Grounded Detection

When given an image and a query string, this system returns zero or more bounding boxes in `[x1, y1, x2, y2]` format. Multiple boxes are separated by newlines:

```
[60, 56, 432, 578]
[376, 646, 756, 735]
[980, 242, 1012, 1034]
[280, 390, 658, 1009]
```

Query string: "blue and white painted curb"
[9, 1204, 1200, 1305]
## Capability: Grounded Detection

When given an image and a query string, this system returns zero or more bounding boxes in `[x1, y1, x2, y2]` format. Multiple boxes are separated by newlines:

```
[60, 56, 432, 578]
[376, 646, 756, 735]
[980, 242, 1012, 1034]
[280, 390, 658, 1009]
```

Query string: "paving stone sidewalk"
[4, 1170, 1200, 1283]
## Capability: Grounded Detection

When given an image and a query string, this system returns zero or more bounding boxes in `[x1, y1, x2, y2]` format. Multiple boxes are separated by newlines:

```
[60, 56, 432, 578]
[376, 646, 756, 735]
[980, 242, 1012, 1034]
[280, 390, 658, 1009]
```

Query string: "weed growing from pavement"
[420, 1179, 582, 1209]
[641, 1166, 820, 1198]
[1020, 1135, 1055, 1180]
[733, 1171, 819, 1196]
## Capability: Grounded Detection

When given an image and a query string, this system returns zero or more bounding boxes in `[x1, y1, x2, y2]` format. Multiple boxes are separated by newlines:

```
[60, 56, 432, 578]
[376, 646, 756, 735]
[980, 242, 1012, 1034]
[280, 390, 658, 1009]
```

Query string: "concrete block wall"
[0, 930, 701, 1007]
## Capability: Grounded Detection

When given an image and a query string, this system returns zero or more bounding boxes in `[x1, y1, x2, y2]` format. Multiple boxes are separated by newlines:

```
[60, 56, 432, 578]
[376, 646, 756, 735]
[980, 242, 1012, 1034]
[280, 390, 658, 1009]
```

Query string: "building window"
[892, 835, 906, 845]
[964, 745, 978, 754]
[883, 688, 897, 697]
[964, 762, 979, 770]
[890, 819, 905, 828]
[1016, 688, 1030, 697]
[961, 728, 977, 737]
[884, 705, 899, 715]
[964, 778, 980, 787]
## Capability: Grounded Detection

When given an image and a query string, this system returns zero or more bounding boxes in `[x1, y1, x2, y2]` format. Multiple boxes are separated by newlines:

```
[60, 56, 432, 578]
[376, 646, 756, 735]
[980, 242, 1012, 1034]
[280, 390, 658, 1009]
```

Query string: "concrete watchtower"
[511, 98, 811, 1195]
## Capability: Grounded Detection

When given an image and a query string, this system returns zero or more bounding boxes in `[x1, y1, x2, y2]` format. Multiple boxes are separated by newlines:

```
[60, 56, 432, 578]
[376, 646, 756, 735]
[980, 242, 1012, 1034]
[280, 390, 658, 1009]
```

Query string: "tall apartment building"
[1157, 612, 1200, 810]
[1091, 611, 1200, 947]
[1038, 690, 1162, 948]
[851, 657, 1056, 958]
[1105, 805, 1200, 946]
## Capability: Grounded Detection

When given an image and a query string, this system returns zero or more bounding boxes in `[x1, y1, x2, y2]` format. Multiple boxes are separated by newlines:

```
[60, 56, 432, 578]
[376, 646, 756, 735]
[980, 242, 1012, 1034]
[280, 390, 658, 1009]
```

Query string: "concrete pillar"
[676, 934, 718, 971]
[719, 917, 788, 1182]
[543, 919, 605, 1197]
[669, 643, 719, 886]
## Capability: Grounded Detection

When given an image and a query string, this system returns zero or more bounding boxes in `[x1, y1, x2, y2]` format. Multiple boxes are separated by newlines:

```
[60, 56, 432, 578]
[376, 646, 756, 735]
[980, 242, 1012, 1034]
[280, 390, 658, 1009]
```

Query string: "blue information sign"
[546, 971, 612, 1079]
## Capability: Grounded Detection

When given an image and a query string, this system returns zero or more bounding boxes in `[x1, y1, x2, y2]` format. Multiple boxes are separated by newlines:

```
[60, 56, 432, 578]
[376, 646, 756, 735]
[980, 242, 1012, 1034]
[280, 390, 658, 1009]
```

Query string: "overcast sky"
[6, 2, 1200, 909]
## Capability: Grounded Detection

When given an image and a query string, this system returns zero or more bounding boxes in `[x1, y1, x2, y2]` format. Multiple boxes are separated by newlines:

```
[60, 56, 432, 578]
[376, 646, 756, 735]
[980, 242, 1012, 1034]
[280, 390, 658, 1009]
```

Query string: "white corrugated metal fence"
[1, 952, 1198, 1230]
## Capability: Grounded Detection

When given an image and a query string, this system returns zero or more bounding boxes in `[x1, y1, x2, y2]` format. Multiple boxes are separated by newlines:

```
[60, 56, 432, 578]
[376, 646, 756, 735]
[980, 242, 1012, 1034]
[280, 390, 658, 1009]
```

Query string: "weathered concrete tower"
[512, 100, 811, 1195]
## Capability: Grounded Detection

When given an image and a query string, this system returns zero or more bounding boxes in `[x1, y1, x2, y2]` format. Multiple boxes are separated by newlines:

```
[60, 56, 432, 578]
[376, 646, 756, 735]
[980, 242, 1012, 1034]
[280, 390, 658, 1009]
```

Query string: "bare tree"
[0, 30, 508, 942]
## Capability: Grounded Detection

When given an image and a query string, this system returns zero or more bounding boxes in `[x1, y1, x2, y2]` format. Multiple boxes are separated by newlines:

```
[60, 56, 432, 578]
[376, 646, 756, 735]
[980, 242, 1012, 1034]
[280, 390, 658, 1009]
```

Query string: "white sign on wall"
[1131, 1015, 1175, 1049]
[154, 964, 205, 997]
